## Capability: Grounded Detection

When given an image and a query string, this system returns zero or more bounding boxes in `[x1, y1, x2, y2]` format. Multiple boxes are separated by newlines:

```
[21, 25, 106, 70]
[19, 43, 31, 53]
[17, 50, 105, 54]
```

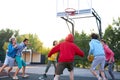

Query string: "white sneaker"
[97, 76, 102, 80]
[98, 77, 102, 80]
[96, 75, 102, 80]
[39, 76, 44, 79]
[12, 76, 19, 80]
[22, 74, 29, 78]
[39, 77, 42, 79]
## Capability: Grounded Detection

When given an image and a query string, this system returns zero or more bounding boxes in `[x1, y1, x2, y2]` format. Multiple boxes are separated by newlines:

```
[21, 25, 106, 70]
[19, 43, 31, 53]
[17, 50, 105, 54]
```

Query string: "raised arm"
[48, 44, 60, 57]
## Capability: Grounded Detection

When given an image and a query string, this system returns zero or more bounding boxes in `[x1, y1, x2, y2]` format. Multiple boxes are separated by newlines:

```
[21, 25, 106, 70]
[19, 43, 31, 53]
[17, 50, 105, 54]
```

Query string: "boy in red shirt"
[48, 34, 84, 80]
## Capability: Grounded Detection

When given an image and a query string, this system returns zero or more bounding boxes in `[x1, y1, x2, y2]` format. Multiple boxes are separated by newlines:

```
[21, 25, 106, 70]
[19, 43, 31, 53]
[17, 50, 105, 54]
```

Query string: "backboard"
[56, 0, 92, 17]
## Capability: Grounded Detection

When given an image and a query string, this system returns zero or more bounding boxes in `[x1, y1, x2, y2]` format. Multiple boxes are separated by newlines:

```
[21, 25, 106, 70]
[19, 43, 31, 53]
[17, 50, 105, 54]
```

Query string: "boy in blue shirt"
[88, 33, 107, 80]
[0, 37, 17, 76]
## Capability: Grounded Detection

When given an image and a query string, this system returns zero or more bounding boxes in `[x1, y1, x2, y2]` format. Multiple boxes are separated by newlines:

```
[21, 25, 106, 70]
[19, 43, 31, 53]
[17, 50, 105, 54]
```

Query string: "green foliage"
[41, 47, 50, 55]
[41, 47, 50, 63]
[16, 34, 43, 53]
[3, 42, 9, 51]
[0, 29, 18, 47]
[74, 31, 91, 68]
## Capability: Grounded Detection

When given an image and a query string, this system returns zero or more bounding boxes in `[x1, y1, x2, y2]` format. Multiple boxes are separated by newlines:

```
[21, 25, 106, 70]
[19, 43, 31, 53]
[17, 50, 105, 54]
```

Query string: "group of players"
[0, 33, 115, 80]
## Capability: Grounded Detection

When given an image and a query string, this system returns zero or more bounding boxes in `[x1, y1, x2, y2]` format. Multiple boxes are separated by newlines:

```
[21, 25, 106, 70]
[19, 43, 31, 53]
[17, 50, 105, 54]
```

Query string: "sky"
[0, 0, 120, 47]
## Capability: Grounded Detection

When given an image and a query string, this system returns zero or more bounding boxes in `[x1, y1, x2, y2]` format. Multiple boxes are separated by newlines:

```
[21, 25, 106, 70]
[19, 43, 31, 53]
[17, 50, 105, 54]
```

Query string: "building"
[22, 49, 45, 64]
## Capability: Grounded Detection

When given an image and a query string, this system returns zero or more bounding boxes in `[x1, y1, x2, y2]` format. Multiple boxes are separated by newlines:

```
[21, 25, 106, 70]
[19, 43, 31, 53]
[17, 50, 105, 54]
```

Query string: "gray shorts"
[4, 55, 15, 67]
[90, 56, 105, 71]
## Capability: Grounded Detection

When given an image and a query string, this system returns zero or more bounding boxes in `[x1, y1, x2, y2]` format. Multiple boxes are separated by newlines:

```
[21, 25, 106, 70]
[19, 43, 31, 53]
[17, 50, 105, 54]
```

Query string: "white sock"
[103, 78, 107, 80]
[96, 75, 99, 78]
[54, 75, 59, 80]
[96, 75, 102, 79]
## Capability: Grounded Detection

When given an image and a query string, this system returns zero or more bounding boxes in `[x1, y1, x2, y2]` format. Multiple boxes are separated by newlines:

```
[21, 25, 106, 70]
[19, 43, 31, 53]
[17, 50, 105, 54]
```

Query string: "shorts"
[90, 56, 105, 71]
[4, 55, 15, 67]
[15, 56, 26, 69]
[55, 62, 73, 75]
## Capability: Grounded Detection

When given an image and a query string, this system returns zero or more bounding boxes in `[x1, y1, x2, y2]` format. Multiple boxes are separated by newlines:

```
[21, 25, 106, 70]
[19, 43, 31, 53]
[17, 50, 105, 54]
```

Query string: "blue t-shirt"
[7, 43, 18, 58]
[89, 39, 105, 56]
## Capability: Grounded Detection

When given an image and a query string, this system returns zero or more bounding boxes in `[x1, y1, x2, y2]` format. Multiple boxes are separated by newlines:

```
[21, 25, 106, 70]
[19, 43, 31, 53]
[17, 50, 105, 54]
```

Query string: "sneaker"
[97, 75, 102, 80]
[39, 76, 44, 79]
[98, 77, 102, 80]
[22, 74, 29, 78]
[39, 74, 47, 79]
[12, 76, 19, 80]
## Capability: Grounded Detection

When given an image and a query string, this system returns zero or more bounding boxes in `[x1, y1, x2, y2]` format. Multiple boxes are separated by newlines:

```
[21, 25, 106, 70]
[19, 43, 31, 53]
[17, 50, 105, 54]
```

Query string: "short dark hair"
[53, 40, 57, 46]
[91, 33, 99, 39]
[23, 38, 28, 42]
[101, 39, 106, 43]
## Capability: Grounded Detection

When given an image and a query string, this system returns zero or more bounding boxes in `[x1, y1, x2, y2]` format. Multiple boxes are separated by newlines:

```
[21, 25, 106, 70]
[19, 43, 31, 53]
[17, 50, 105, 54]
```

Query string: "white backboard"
[56, 0, 92, 17]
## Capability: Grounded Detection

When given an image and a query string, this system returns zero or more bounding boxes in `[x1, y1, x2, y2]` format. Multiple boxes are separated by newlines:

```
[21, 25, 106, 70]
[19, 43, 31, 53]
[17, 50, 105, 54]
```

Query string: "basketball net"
[65, 8, 76, 18]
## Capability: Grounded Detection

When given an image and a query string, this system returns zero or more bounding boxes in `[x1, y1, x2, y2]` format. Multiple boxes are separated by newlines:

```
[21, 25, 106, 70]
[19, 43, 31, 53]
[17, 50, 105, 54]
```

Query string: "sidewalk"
[0, 64, 120, 80]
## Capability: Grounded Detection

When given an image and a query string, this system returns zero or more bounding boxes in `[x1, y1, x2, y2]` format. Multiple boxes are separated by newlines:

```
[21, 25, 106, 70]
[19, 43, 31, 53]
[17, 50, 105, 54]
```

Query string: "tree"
[74, 31, 90, 68]
[16, 33, 43, 53]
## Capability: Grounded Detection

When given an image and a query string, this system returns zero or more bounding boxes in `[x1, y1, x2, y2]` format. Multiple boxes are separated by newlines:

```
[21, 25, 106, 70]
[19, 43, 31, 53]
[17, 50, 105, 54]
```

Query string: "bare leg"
[7, 67, 13, 77]
[90, 70, 98, 77]
[21, 66, 29, 78]
[13, 68, 20, 77]
[8, 67, 12, 73]
[90, 70, 102, 80]
[100, 71, 107, 80]
[0, 64, 7, 72]
[22, 66, 25, 76]
[70, 70, 74, 80]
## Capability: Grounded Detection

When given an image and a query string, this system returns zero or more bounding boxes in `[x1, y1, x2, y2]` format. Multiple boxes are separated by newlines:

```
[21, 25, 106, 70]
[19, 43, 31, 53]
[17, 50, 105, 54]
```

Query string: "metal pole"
[61, 17, 74, 36]
[92, 8, 102, 39]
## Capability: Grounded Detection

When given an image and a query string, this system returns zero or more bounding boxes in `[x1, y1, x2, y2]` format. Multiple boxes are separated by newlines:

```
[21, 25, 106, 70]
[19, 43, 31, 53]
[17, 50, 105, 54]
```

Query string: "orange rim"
[65, 8, 76, 16]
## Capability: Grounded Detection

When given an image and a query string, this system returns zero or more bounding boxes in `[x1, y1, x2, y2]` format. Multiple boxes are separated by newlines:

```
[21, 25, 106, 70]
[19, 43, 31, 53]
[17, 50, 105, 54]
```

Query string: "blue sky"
[0, 0, 120, 47]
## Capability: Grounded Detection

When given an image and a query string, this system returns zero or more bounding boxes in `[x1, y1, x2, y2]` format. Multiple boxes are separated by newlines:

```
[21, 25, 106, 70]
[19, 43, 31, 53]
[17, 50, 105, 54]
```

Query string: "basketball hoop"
[65, 8, 76, 16]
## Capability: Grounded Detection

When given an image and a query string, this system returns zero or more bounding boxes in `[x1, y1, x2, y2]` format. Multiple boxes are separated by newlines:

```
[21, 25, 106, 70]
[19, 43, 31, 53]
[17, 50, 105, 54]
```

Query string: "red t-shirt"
[103, 44, 115, 62]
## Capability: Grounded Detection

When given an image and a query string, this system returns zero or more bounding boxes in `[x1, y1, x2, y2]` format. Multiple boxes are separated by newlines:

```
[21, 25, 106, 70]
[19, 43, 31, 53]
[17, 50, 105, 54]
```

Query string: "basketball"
[88, 55, 94, 62]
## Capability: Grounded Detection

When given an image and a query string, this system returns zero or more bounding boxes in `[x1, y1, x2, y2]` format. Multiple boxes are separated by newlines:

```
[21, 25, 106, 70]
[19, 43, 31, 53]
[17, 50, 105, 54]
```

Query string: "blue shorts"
[15, 56, 26, 69]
